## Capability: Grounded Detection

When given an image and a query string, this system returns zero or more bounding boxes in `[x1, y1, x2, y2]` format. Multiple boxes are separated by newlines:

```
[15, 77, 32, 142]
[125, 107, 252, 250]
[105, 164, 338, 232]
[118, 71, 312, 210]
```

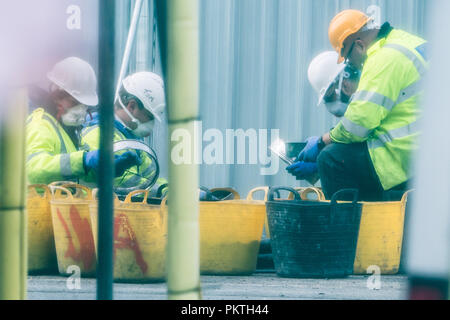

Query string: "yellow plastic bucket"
[27, 184, 58, 273]
[50, 184, 97, 276]
[90, 190, 167, 282]
[353, 192, 410, 274]
[188, 188, 265, 275]
[246, 187, 271, 238]
[292, 188, 409, 275]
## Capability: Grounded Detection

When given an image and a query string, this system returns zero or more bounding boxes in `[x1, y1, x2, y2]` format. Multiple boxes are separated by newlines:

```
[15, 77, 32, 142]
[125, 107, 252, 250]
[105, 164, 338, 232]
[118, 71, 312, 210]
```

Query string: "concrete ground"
[27, 273, 408, 300]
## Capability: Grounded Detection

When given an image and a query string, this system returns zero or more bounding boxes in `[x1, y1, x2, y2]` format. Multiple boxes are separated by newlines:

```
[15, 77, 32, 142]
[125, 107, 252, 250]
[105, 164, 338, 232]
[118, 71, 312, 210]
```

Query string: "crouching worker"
[287, 51, 359, 182]
[289, 10, 428, 201]
[26, 57, 140, 185]
[80, 72, 168, 196]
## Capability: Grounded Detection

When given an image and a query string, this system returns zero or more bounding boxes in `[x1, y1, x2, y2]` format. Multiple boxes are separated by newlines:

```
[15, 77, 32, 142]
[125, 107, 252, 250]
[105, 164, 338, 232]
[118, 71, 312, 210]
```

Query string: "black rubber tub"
[266, 187, 362, 278]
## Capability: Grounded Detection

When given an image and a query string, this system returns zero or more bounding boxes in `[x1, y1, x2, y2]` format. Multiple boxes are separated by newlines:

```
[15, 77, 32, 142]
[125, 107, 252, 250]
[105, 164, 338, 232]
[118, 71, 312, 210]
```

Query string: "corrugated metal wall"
[116, 0, 429, 197]
[198, 0, 429, 197]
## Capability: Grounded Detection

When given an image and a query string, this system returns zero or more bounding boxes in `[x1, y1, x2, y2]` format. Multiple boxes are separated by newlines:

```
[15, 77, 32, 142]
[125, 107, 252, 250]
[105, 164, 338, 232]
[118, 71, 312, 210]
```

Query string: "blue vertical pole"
[97, 0, 116, 300]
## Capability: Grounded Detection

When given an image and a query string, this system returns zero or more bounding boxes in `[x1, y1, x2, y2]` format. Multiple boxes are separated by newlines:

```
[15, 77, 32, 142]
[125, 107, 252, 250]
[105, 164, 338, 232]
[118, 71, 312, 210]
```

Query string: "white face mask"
[324, 100, 349, 118]
[118, 96, 155, 137]
[61, 104, 88, 127]
[132, 120, 155, 137]
[320, 71, 351, 118]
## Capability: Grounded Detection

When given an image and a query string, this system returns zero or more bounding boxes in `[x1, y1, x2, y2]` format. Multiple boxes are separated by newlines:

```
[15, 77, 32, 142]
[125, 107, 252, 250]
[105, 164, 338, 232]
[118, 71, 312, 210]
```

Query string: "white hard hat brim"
[151, 111, 162, 123]
[317, 63, 347, 106]
[75, 94, 99, 107]
[47, 72, 99, 106]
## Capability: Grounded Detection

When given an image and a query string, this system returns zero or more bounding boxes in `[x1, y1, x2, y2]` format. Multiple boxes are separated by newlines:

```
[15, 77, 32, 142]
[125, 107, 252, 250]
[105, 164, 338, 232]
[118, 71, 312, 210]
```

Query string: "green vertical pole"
[97, 0, 116, 300]
[156, 0, 202, 300]
[0, 88, 28, 300]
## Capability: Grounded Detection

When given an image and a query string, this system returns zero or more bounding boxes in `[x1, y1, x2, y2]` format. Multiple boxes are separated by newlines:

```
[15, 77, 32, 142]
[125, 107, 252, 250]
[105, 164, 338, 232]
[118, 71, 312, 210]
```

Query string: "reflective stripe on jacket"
[26, 108, 85, 185]
[330, 29, 428, 190]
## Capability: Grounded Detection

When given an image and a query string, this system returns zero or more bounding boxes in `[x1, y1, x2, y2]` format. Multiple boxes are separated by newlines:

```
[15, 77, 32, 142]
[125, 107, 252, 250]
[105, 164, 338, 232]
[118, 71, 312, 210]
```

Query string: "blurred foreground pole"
[406, 0, 450, 300]
[97, 0, 116, 300]
[0, 89, 28, 300]
[156, 0, 202, 300]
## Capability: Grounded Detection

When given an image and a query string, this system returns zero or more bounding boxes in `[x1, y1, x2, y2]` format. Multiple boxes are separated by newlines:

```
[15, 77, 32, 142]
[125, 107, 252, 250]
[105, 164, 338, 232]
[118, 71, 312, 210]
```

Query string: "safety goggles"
[343, 40, 357, 64]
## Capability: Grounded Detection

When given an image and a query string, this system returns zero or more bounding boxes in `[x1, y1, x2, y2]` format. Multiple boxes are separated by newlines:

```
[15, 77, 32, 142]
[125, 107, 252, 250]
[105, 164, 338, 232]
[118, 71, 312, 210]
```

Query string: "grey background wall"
[44, 0, 428, 197]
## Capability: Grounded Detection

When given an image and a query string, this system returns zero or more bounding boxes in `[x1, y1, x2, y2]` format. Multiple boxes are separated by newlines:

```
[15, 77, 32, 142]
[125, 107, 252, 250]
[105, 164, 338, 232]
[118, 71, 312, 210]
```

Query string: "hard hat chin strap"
[117, 95, 141, 130]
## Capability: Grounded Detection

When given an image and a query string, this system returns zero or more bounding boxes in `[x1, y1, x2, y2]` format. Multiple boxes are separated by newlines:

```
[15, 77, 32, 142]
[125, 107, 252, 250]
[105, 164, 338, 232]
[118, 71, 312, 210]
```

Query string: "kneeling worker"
[80, 71, 168, 196]
[26, 57, 140, 185]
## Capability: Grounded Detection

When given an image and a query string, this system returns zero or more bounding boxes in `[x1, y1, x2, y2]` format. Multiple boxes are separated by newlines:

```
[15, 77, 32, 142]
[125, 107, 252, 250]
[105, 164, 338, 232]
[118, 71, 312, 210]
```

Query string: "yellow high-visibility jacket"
[330, 27, 428, 190]
[80, 113, 168, 196]
[26, 108, 85, 185]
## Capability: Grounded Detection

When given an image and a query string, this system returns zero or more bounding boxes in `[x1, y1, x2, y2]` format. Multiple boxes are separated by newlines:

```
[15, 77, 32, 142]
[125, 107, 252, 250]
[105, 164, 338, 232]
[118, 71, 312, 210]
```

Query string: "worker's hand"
[114, 151, 142, 177]
[297, 136, 321, 163]
[84, 150, 142, 176]
[84, 150, 100, 173]
[286, 161, 318, 181]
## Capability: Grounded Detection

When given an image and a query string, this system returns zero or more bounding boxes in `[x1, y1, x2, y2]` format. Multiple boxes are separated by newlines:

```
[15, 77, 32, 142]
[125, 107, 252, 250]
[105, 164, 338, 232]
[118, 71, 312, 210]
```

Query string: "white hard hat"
[47, 57, 98, 106]
[308, 51, 346, 106]
[122, 72, 166, 122]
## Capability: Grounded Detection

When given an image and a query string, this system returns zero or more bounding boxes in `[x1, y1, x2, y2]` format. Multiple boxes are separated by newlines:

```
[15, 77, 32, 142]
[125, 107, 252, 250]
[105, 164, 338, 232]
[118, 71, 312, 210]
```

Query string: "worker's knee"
[317, 145, 334, 172]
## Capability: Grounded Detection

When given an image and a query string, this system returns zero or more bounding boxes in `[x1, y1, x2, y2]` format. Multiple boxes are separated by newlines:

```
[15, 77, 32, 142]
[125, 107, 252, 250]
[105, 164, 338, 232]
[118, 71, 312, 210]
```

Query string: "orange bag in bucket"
[50, 184, 96, 276]
[90, 190, 168, 282]
[27, 184, 58, 273]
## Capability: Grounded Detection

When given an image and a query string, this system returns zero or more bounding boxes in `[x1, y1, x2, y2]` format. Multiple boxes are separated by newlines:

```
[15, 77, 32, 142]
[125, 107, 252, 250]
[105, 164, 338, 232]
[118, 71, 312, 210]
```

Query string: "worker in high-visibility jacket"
[80, 71, 168, 197]
[287, 10, 428, 201]
[26, 57, 141, 185]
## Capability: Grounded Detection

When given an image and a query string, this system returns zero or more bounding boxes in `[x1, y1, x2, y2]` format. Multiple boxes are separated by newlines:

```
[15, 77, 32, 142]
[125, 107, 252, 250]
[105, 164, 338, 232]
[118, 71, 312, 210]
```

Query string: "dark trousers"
[317, 143, 408, 202]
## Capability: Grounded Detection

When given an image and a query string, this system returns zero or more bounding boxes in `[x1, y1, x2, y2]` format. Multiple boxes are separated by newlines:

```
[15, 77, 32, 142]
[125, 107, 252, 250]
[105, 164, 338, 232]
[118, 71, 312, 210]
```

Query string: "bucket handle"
[27, 184, 51, 199]
[210, 188, 240, 200]
[50, 186, 74, 200]
[401, 189, 414, 205]
[58, 183, 93, 200]
[330, 189, 359, 224]
[124, 190, 149, 204]
[287, 187, 306, 200]
[159, 196, 169, 228]
[299, 187, 326, 201]
[246, 187, 269, 201]
[156, 183, 169, 199]
[286, 187, 325, 201]
[268, 186, 301, 202]
[330, 189, 359, 205]
[48, 181, 78, 187]
[160, 196, 169, 209]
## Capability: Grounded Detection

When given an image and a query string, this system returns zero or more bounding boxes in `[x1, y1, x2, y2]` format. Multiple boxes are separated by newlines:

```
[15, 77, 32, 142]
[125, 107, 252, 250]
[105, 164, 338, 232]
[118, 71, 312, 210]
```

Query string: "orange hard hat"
[329, 10, 373, 63]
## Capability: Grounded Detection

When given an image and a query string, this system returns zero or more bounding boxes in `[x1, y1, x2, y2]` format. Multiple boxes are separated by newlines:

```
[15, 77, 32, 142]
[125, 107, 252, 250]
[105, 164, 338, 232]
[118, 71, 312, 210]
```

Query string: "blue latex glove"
[114, 151, 142, 177]
[297, 136, 321, 163]
[83, 150, 142, 177]
[84, 150, 100, 173]
[286, 161, 318, 181]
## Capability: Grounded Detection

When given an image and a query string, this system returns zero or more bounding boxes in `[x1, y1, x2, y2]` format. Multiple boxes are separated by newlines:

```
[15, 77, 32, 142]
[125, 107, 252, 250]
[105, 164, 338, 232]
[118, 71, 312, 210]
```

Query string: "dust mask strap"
[117, 95, 141, 129]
